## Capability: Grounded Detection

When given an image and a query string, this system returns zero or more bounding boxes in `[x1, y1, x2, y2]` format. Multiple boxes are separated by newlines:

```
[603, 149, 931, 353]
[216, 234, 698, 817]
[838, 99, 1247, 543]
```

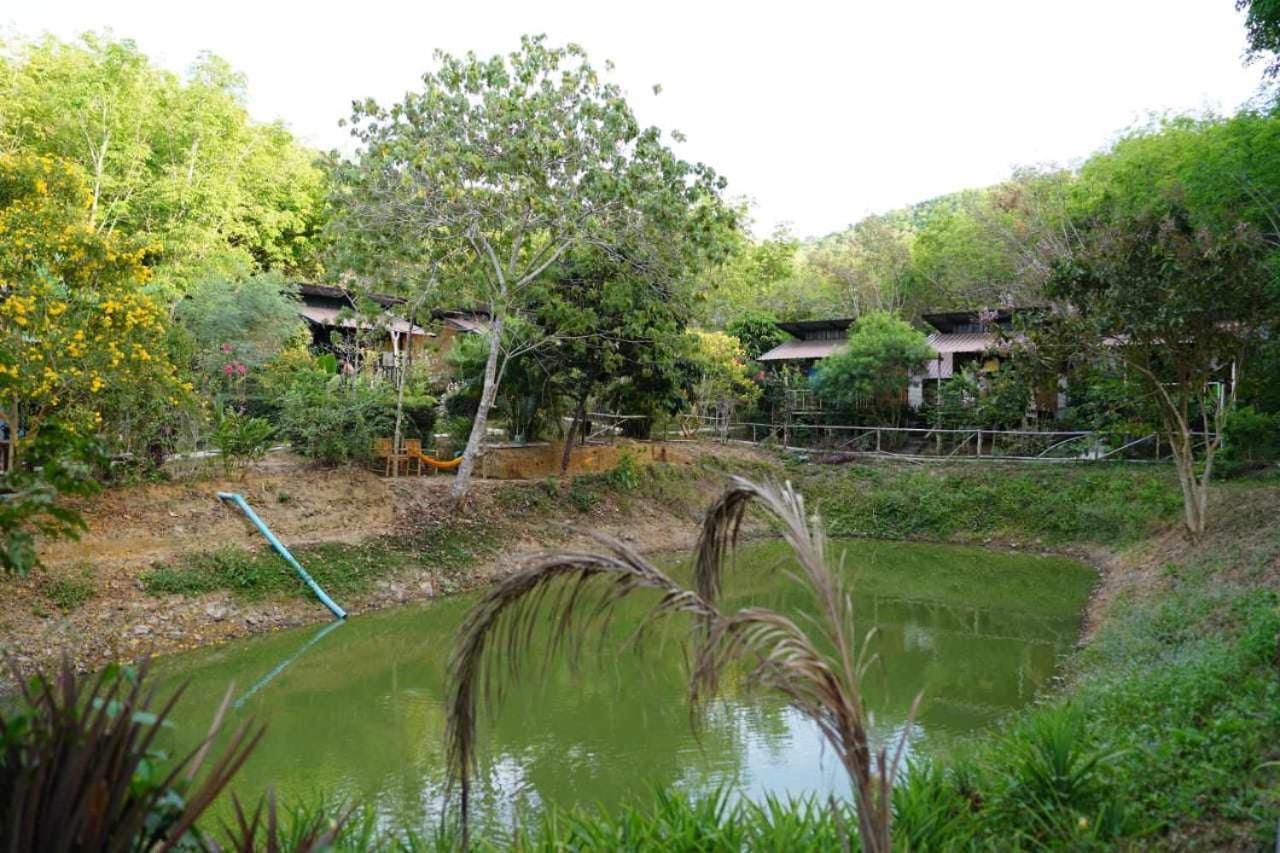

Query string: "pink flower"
[223, 363, 235, 376]
[236, 363, 248, 377]
[221, 343, 233, 354]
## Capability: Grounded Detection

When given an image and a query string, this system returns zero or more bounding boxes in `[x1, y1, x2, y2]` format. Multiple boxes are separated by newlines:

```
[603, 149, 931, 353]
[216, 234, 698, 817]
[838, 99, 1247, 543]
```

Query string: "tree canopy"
[0, 33, 328, 287]
[333, 35, 735, 498]
[0, 152, 190, 456]
[811, 312, 933, 425]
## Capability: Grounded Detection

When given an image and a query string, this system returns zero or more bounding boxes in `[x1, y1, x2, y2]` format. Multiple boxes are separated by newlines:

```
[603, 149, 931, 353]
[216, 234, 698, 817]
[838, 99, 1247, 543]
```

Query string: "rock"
[131, 624, 152, 637]
[205, 604, 229, 622]
[244, 613, 260, 627]
[419, 579, 436, 599]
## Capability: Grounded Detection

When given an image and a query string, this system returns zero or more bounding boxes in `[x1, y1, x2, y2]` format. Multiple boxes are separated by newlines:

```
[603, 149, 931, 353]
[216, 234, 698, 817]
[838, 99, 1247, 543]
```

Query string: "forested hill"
[699, 110, 1280, 327]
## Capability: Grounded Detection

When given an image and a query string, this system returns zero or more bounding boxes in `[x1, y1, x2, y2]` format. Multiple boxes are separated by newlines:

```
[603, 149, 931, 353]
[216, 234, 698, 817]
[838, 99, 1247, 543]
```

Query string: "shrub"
[383, 393, 438, 441]
[0, 659, 261, 850]
[568, 482, 599, 513]
[211, 407, 274, 474]
[1222, 405, 1280, 463]
[610, 450, 640, 491]
[276, 372, 393, 465]
[1, 421, 103, 577]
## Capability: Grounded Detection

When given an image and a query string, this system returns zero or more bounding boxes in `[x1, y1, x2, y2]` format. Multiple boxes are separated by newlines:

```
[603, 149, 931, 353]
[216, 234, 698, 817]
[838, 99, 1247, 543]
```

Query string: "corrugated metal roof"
[299, 305, 427, 336]
[775, 318, 856, 337]
[759, 331, 1002, 364]
[758, 339, 846, 361]
[925, 332, 999, 353]
[445, 316, 488, 334]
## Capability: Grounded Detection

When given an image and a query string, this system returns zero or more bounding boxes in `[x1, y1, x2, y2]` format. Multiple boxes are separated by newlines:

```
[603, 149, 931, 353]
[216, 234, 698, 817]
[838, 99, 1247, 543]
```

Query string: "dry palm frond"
[444, 476, 921, 853]
[444, 536, 714, 847]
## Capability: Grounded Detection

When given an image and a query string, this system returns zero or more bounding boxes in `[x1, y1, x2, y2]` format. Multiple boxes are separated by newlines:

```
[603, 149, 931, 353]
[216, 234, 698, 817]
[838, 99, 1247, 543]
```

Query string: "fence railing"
[665, 416, 1216, 463]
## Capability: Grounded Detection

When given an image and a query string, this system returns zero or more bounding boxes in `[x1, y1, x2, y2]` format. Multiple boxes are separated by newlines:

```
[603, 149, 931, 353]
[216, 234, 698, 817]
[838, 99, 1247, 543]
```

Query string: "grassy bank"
[138, 526, 501, 601]
[803, 461, 1181, 545]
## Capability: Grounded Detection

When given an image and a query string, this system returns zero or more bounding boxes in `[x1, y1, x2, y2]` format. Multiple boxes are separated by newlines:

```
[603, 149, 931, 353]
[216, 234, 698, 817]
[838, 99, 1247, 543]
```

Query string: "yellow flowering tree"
[684, 330, 761, 428]
[0, 152, 189, 470]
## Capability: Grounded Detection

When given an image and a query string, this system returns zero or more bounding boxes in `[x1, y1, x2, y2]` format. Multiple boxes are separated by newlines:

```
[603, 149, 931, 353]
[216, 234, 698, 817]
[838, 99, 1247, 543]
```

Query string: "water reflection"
[152, 540, 1094, 831]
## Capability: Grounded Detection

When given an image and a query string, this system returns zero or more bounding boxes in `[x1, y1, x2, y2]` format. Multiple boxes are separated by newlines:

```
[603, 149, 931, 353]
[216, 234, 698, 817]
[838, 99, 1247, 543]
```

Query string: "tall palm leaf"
[444, 477, 920, 852]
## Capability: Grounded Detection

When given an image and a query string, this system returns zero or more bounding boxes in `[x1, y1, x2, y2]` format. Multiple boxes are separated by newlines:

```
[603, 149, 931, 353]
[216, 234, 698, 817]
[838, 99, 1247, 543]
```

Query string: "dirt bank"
[1, 444, 775, 684]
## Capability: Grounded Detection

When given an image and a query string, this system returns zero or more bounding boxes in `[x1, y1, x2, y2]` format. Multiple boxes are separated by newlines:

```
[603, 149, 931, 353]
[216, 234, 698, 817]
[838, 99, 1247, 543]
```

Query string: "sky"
[1, 1, 1266, 239]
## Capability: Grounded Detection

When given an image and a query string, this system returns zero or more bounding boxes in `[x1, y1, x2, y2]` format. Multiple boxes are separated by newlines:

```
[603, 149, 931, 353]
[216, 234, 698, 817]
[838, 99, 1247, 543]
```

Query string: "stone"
[205, 604, 229, 622]
[419, 579, 436, 599]
[131, 624, 152, 637]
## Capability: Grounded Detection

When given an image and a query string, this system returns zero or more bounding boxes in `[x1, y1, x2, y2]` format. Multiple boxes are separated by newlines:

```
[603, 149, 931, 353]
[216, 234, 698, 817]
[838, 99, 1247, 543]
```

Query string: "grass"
[139, 527, 500, 601]
[40, 564, 96, 612]
[806, 461, 1181, 545]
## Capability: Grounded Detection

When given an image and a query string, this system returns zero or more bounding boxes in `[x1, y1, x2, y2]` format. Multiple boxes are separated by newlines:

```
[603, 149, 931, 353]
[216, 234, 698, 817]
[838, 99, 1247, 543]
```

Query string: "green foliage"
[807, 212, 918, 314]
[811, 311, 933, 424]
[1240, 0, 1280, 78]
[40, 565, 95, 612]
[683, 330, 761, 417]
[445, 326, 553, 441]
[568, 482, 599, 513]
[0, 33, 328, 284]
[175, 271, 304, 407]
[610, 451, 640, 491]
[1222, 405, 1280, 463]
[142, 528, 497, 601]
[211, 408, 274, 474]
[0, 421, 103, 577]
[696, 229, 805, 326]
[812, 462, 1180, 544]
[275, 373, 392, 465]
[0, 659, 260, 851]
[725, 310, 786, 360]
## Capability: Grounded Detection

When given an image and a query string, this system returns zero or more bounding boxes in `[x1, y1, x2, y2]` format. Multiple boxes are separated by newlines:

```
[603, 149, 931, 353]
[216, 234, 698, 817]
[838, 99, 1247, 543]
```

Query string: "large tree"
[0, 33, 327, 285]
[335, 36, 731, 500]
[0, 152, 189, 467]
[1045, 203, 1274, 537]
[1238, 0, 1280, 80]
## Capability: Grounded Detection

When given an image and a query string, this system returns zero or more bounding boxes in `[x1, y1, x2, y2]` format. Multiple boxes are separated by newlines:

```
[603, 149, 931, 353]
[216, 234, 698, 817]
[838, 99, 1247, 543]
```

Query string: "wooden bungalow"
[755, 308, 1057, 414]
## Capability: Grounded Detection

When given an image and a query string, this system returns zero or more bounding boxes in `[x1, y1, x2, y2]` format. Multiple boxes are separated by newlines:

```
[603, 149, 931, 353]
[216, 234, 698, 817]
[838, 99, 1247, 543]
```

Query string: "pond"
[151, 539, 1095, 832]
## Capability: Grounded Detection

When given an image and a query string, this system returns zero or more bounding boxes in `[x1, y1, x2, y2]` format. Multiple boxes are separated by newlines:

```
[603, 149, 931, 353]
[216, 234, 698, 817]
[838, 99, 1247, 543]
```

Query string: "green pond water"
[151, 539, 1094, 831]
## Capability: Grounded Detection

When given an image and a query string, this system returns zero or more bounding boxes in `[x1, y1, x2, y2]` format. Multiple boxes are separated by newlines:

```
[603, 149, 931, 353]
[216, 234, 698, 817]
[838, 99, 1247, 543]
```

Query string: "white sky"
[2, 1, 1265, 238]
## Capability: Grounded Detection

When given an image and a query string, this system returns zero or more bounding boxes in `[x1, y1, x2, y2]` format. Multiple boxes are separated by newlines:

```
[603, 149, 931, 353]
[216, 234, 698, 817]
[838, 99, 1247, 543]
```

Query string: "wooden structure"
[296, 284, 430, 379]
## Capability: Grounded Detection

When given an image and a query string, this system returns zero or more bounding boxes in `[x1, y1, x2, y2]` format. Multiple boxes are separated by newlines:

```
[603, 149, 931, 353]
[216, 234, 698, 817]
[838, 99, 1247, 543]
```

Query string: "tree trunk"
[1168, 429, 1208, 538]
[2, 400, 16, 474]
[391, 303, 422, 478]
[451, 315, 504, 502]
[560, 395, 587, 476]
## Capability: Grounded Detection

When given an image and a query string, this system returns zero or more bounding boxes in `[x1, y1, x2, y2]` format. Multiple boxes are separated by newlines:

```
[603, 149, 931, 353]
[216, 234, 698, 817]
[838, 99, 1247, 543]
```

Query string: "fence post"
[976, 429, 982, 457]
[875, 428, 881, 453]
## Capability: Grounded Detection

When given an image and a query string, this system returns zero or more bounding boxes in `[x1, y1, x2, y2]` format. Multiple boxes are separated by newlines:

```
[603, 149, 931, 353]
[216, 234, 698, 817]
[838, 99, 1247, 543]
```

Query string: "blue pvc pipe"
[217, 492, 347, 620]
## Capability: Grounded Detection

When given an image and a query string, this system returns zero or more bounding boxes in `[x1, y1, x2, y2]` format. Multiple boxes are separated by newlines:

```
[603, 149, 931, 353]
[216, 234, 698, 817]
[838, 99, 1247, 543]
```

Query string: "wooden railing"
[666, 417, 1216, 463]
